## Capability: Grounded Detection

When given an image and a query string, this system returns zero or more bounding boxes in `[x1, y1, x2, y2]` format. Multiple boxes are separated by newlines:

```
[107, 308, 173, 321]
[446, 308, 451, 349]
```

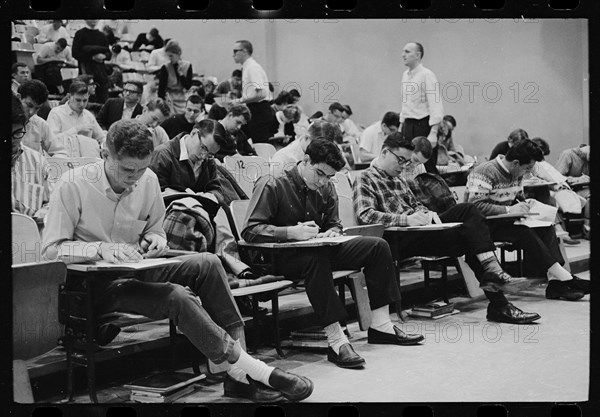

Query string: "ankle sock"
[369, 305, 395, 334]
[231, 349, 274, 387]
[227, 365, 248, 384]
[476, 252, 505, 276]
[324, 322, 349, 354]
[547, 263, 572, 282]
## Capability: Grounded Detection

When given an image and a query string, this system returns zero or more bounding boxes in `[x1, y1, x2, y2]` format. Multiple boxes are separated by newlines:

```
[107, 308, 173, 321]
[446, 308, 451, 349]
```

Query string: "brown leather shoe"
[487, 302, 541, 324]
[327, 343, 366, 369]
[368, 326, 425, 345]
[223, 374, 284, 403]
[267, 367, 314, 401]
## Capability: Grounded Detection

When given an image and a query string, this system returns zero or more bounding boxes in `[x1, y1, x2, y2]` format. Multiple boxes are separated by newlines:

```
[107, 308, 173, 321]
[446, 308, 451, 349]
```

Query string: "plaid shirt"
[353, 165, 427, 227]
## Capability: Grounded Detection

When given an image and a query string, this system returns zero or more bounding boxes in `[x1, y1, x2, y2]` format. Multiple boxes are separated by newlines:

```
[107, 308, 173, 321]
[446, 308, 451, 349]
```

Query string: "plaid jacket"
[353, 165, 428, 227]
[163, 198, 215, 253]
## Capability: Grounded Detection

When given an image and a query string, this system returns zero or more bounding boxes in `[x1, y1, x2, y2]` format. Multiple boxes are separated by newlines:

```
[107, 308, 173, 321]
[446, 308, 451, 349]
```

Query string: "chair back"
[45, 157, 101, 183]
[253, 143, 277, 161]
[338, 195, 357, 228]
[229, 199, 251, 241]
[332, 171, 353, 199]
[223, 155, 270, 197]
[12, 213, 42, 265]
[449, 185, 467, 204]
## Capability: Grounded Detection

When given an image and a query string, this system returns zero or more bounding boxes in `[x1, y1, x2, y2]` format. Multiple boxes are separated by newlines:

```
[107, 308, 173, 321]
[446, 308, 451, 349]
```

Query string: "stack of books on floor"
[282, 325, 348, 349]
[124, 371, 205, 403]
[408, 300, 459, 319]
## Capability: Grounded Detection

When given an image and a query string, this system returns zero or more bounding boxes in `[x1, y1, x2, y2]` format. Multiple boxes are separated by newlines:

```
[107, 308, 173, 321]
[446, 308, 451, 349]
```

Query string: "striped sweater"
[464, 156, 524, 216]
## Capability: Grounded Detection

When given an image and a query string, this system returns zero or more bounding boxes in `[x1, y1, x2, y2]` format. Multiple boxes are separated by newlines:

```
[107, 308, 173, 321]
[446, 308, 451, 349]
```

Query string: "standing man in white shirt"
[400, 42, 444, 174]
[231, 40, 273, 143]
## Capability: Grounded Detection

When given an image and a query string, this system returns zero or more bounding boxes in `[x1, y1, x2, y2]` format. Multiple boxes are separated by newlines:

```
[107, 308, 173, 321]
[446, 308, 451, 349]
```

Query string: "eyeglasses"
[199, 143, 215, 159]
[123, 88, 140, 95]
[12, 128, 26, 139]
[233, 49, 244, 54]
[386, 149, 411, 166]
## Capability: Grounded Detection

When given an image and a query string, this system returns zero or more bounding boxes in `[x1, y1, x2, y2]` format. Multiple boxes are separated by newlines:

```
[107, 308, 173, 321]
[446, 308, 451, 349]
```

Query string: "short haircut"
[12, 62, 28, 75]
[164, 40, 182, 56]
[328, 102, 346, 113]
[531, 137, 550, 156]
[56, 38, 68, 49]
[505, 138, 544, 165]
[307, 119, 341, 143]
[412, 136, 432, 159]
[305, 139, 346, 171]
[231, 69, 242, 78]
[507, 128, 529, 143]
[149, 27, 159, 37]
[228, 103, 252, 122]
[18, 79, 49, 104]
[106, 119, 154, 159]
[194, 118, 231, 148]
[125, 80, 144, 93]
[75, 74, 94, 85]
[289, 89, 301, 99]
[342, 104, 353, 116]
[274, 90, 294, 106]
[414, 42, 424, 59]
[146, 98, 171, 117]
[69, 80, 89, 96]
[383, 132, 414, 152]
[443, 114, 456, 128]
[381, 111, 400, 128]
[235, 40, 253, 55]
[11, 92, 27, 126]
[186, 94, 204, 106]
[282, 105, 301, 124]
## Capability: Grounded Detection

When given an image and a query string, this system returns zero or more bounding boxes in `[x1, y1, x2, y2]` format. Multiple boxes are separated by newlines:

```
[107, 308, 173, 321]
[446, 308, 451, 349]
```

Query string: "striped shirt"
[11, 145, 51, 217]
[353, 164, 427, 227]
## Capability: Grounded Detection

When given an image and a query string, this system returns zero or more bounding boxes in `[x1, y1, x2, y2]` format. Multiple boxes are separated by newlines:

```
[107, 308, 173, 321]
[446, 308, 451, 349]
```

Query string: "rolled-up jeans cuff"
[213, 337, 240, 365]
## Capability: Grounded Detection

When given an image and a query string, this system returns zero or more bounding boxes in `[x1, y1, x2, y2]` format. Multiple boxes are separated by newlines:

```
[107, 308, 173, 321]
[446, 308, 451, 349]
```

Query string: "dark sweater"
[72, 27, 111, 63]
[132, 33, 164, 51]
[160, 114, 195, 139]
[489, 141, 510, 160]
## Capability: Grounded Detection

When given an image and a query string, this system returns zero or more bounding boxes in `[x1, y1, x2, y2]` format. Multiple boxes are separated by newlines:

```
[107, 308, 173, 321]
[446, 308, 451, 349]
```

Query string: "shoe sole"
[546, 292, 585, 301]
[280, 376, 314, 402]
[327, 356, 366, 369]
[367, 335, 425, 346]
[480, 279, 531, 294]
[487, 313, 541, 324]
[223, 390, 284, 403]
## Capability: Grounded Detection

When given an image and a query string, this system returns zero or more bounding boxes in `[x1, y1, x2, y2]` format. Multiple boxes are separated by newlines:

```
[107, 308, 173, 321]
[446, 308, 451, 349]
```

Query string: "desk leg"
[84, 275, 98, 403]
[271, 292, 285, 358]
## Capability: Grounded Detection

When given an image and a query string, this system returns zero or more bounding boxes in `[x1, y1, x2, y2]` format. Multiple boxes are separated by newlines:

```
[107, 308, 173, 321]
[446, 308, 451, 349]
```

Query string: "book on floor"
[412, 300, 455, 315]
[289, 326, 327, 340]
[131, 383, 197, 403]
[409, 308, 460, 319]
[124, 371, 205, 394]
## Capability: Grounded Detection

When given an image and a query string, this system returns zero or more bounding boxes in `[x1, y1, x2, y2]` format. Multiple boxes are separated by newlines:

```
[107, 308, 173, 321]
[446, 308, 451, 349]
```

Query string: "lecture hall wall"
[129, 19, 588, 161]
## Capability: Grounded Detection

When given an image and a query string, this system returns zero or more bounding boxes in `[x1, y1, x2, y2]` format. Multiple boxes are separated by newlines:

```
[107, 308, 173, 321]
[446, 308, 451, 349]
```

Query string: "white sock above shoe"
[231, 349, 275, 387]
[547, 262, 572, 282]
[324, 322, 349, 354]
[370, 305, 395, 334]
[227, 365, 248, 384]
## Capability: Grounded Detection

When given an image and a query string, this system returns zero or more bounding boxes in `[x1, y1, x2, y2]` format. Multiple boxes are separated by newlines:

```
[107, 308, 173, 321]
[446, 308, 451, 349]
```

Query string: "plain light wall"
[127, 19, 587, 162]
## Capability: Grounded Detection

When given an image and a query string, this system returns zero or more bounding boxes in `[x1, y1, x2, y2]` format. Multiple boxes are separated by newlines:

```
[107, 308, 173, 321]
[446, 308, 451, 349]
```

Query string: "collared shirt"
[242, 166, 343, 243]
[555, 147, 589, 177]
[271, 140, 304, 177]
[47, 102, 106, 145]
[353, 164, 427, 227]
[179, 134, 203, 179]
[141, 85, 158, 107]
[12, 79, 20, 95]
[341, 118, 361, 138]
[42, 161, 166, 263]
[400, 63, 444, 126]
[146, 47, 169, 72]
[359, 121, 386, 155]
[241, 57, 272, 102]
[38, 23, 71, 44]
[35, 42, 75, 65]
[12, 144, 52, 217]
[148, 125, 169, 149]
[464, 156, 523, 216]
[121, 102, 137, 121]
[22, 114, 69, 157]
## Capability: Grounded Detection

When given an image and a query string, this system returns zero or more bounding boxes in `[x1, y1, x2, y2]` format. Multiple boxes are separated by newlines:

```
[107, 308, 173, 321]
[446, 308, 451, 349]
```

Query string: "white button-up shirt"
[400, 63, 444, 126]
[47, 103, 106, 145]
[241, 57, 272, 102]
[22, 114, 69, 157]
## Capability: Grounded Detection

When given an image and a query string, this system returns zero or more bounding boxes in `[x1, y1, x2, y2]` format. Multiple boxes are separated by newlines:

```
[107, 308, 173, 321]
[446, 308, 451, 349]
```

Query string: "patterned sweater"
[464, 156, 523, 216]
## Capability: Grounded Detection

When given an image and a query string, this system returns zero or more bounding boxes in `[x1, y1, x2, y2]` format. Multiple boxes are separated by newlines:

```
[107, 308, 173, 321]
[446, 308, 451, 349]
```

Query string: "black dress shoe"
[223, 374, 284, 403]
[479, 271, 530, 294]
[566, 275, 590, 294]
[368, 326, 425, 346]
[96, 323, 121, 346]
[327, 343, 366, 369]
[546, 280, 585, 301]
[486, 302, 541, 324]
[267, 367, 314, 402]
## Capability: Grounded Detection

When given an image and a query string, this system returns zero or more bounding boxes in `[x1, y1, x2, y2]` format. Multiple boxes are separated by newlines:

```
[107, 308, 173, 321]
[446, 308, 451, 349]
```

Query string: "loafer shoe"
[479, 271, 531, 294]
[367, 326, 425, 346]
[567, 275, 590, 294]
[546, 280, 585, 301]
[486, 302, 540, 324]
[562, 237, 580, 245]
[267, 367, 314, 402]
[327, 343, 366, 369]
[223, 374, 284, 403]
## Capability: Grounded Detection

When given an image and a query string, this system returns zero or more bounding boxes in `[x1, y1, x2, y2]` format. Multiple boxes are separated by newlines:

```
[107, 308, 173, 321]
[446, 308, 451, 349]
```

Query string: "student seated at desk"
[41, 119, 313, 403]
[358, 111, 400, 163]
[555, 144, 590, 191]
[242, 139, 425, 370]
[353, 133, 539, 325]
[489, 128, 529, 161]
[466, 139, 589, 301]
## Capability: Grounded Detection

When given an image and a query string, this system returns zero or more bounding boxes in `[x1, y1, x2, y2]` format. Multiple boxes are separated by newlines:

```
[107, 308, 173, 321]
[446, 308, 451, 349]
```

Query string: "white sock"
[227, 365, 248, 384]
[547, 262, 572, 281]
[370, 305, 395, 334]
[324, 322, 349, 354]
[231, 349, 275, 387]
[475, 251, 495, 261]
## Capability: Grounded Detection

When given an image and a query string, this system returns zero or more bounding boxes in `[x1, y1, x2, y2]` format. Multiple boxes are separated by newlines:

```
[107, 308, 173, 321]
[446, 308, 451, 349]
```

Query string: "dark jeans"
[94, 253, 243, 364]
[401, 116, 439, 174]
[275, 236, 401, 326]
[243, 101, 273, 144]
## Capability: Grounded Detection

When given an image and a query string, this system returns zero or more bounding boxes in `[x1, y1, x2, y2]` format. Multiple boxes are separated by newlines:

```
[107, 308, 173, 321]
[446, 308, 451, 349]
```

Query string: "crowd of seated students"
[11, 25, 591, 403]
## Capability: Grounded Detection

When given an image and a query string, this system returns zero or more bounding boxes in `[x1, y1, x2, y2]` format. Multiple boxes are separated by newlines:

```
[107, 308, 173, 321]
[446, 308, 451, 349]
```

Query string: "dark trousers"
[94, 253, 243, 364]
[243, 101, 274, 144]
[401, 116, 439, 174]
[275, 236, 401, 326]
[80, 61, 109, 104]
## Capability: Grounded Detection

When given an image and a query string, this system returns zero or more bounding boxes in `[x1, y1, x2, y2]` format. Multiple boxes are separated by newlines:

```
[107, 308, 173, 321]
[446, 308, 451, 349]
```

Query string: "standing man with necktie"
[230, 40, 274, 144]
